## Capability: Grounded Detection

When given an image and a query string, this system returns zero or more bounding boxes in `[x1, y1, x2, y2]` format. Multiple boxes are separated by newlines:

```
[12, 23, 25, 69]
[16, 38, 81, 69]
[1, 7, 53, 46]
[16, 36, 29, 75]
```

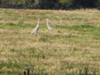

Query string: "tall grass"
[0, 8, 100, 75]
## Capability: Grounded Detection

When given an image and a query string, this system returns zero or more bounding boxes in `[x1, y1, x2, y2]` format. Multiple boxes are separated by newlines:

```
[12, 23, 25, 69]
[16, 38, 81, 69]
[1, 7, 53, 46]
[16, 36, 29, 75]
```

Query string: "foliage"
[96, 0, 100, 9]
[0, 0, 100, 9]
[72, 0, 98, 8]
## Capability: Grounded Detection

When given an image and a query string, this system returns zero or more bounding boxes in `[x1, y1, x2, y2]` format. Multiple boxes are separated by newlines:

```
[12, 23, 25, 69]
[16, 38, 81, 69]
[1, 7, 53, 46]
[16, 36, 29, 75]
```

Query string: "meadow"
[0, 8, 100, 75]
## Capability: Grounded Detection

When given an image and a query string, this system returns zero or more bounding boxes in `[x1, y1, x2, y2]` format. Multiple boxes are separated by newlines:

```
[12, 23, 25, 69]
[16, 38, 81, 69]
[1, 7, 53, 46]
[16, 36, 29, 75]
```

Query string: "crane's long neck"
[36, 19, 40, 27]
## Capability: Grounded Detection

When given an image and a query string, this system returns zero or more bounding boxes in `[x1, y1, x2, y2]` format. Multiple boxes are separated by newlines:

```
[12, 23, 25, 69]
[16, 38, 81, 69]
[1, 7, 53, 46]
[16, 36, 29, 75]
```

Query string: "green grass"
[0, 8, 100, 75]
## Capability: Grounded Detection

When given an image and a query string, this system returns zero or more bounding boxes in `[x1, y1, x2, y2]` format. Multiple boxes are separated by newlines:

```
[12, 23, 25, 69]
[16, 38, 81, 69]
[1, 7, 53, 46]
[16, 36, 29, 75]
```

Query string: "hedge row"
[0, 0, 100, 9]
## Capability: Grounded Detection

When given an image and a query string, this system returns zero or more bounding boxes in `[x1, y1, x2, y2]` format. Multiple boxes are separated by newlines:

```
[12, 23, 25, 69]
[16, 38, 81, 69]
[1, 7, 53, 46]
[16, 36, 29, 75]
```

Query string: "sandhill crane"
[46, 18, 52, 31]
[32, 19, 40, 35]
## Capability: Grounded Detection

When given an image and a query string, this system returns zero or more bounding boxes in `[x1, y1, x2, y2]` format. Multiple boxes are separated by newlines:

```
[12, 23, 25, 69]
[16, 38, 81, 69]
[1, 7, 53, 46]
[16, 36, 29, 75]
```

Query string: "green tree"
[39, 0, 59, 9]
[96, 0, 100, 9]
[59, 0, 73, 9]
[72, 0, 98, 8]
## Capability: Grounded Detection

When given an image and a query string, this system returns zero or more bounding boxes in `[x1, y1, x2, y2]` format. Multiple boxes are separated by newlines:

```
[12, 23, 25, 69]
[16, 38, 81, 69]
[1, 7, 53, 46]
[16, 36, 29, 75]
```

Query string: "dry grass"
[0, 8, 100, 75]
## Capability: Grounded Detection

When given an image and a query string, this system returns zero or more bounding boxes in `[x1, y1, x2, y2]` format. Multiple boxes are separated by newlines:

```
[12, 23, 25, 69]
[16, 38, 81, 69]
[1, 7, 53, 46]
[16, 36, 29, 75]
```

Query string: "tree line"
[0, 0, 100, 9]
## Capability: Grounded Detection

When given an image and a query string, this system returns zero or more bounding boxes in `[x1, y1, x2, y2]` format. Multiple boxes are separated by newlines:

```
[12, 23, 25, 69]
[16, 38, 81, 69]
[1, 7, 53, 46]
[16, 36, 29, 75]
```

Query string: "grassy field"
[0, 8, 100, 75]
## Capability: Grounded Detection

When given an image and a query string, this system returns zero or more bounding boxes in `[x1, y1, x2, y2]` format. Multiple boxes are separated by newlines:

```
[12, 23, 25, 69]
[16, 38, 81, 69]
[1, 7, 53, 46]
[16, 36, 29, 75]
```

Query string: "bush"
[0, 0, 100, 9]
[59, 0, 73, 9]
[96, 0, 100, 9]
[72, 0, 98, 8]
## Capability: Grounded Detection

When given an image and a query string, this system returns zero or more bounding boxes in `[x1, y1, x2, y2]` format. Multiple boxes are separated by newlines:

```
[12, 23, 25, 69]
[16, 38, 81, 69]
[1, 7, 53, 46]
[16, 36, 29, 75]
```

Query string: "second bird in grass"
[46, 18, 52, 31]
